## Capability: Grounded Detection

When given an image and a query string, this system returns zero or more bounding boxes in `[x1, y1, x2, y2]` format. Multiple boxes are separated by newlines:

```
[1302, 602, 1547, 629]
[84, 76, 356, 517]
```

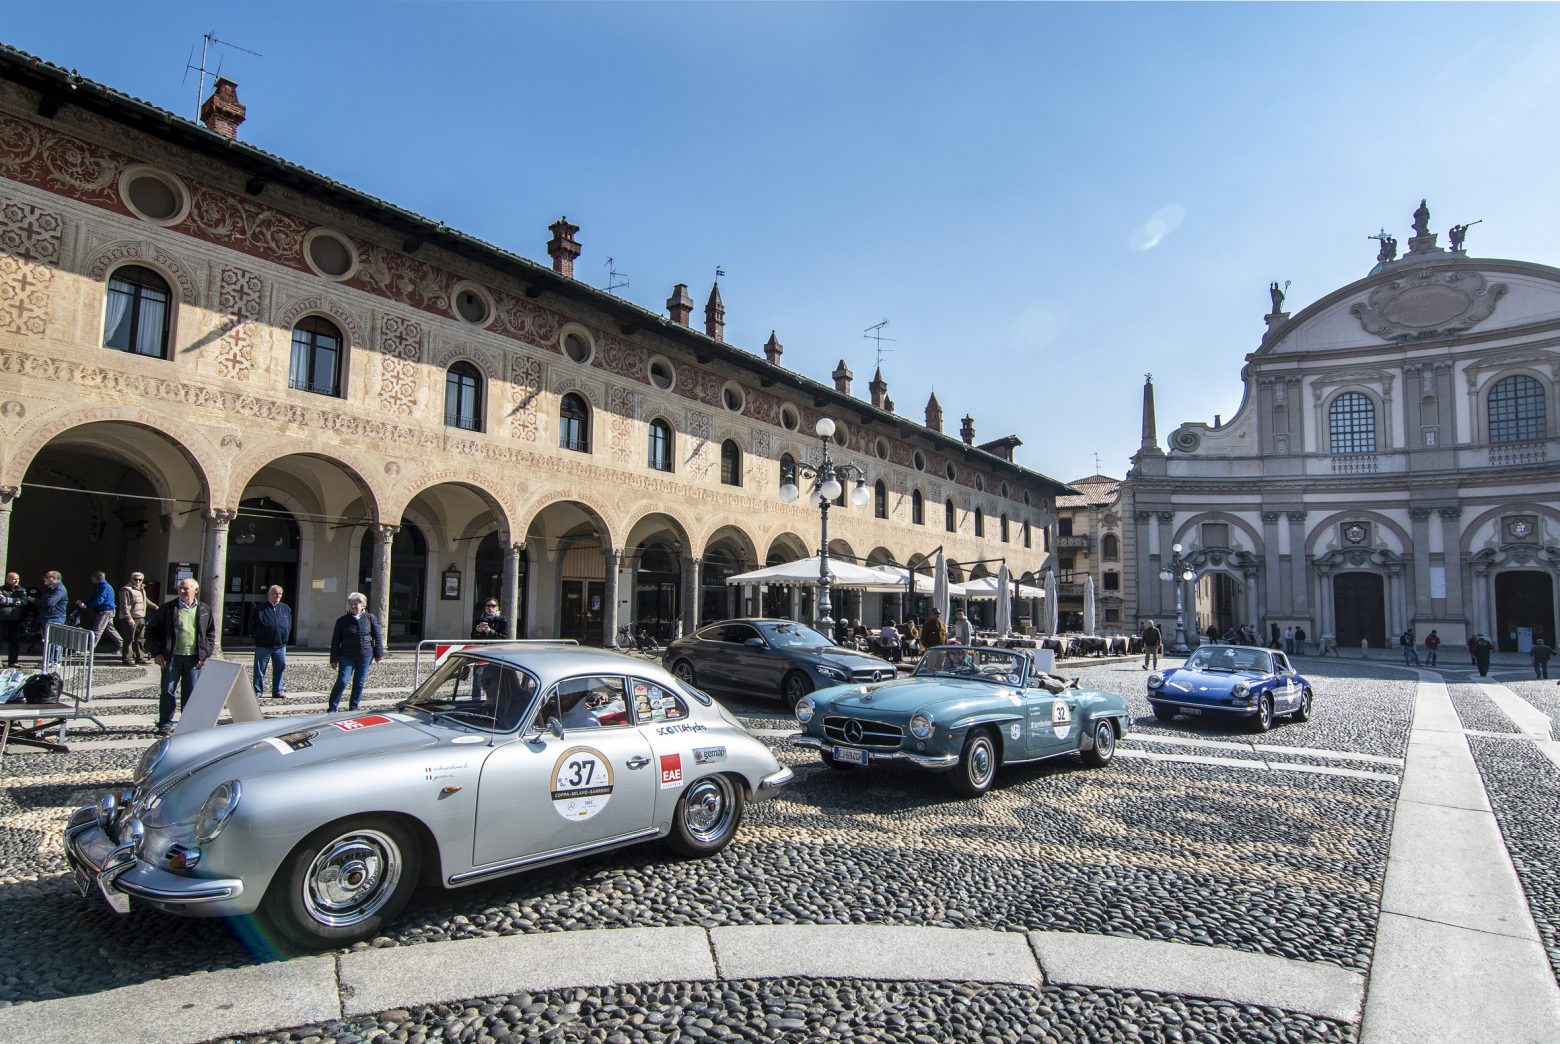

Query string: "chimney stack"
[199, 78, 247, 139]
[960, 415, 975, 445]
[832, 360, 853, 395]
[884, 394, 895, 414]
[869, 367, 888, 409]
[763, 331, 783, 365]
[704, 282, 725, 341]
[547, 218, 581, 277]
[925, 392, 943, 432]
[667, 284, 694, 327]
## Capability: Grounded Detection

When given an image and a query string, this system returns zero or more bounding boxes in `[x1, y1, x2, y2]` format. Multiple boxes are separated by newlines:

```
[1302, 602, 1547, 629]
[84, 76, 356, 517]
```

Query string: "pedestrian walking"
[1294, 626, 1307, 655]
[922, 608, 947, 648]
[1533, 638, 1553, 680]
[471, 598, 509, 639]
[1467, 634, 1479, 665]
[1207, 624, 1220, 646]
[116, 571, 149, 665]
[1142, 620, 1163, 670]
[1399, 629, 1420, 665]
[0, 572, 26, 668]
[328, 592, 383, 713]
[250, 585, 293, 699]
[76, 570, 124, 659]
[147, 578, 216, 734]
[1473, 633, 1493, 677]
[1423, 629, 1440, 667]
[1283, 626, 1295, 654]
[951, 608, 975, 646]
[1269, 622, 1281, 649]
[36, 570, 67, 629]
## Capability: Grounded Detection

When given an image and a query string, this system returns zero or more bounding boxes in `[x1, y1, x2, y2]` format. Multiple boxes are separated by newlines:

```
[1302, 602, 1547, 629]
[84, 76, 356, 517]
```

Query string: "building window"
[1101, 533, 1119, 560]
[721, 382, 745, 413]
[1103, 572, 1120, 591]
[779, 453, 795, 491]
[1058, 516, 1074, 537]
[562, 330, 593, 364]
[945, 499, 957, 533]
[874, 480, 887, 519]
[1059, 555, 1075, 571]
[103, 265, 171, 358]
[1489, 375, 1546, 444]
[648, 418, 673, 472]
[1000, 514, 1010, 543]
[444, 362, 483, 431]
[289, 316, 343, 396]
[1104, 608, 1120, 624]
[912, 490, 924, 526]
[974, 509, 984, 537]
[559, 392, 590, 452]
[648, 356, 676, 390]
[720, 439, 741, 486]
[1329, 391, 1376, 454]
[1023, 521, 1032, 548]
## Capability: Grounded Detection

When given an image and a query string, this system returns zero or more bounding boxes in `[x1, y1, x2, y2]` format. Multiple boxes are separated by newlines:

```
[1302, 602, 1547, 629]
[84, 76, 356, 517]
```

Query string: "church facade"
[1129, 202, 1559, 654]
[0, 48, 1065, 650]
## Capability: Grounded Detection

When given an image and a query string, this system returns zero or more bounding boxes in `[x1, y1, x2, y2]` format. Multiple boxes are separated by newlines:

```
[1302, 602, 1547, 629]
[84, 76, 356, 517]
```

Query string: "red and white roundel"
[333, 714, 392, 732]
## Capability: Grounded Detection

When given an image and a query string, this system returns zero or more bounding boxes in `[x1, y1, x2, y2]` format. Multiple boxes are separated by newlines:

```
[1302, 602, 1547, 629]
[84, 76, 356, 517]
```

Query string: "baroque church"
[1129, 201, 1559, 653]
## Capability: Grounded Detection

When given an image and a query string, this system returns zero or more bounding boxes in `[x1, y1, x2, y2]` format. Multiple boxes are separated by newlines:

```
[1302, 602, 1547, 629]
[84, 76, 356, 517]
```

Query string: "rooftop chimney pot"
[199, 77, 247, 139]
[763, 331, 783, 365]
[704, 282, 725, 342]
[833, 360, 853, 395]
[547, 218, 581, 278]
[667, 284, 694, 327]
[960, 414, 976, 445]
[925, 392, 943, 433]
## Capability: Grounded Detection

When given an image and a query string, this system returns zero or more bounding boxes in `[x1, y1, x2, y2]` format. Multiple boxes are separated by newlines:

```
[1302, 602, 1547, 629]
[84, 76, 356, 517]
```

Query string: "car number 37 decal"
[550, 746, 615, 822]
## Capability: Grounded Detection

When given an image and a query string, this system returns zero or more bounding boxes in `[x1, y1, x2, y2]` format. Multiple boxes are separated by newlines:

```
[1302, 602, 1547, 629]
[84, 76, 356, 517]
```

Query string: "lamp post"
[1158, 542, 1198, 653]
[779, 417, 871, 634]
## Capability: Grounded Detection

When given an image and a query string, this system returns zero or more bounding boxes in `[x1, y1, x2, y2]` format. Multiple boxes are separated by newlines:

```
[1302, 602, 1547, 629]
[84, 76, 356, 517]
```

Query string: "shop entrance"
[223, 497, 299, 640]
[561, 580, 606, 644]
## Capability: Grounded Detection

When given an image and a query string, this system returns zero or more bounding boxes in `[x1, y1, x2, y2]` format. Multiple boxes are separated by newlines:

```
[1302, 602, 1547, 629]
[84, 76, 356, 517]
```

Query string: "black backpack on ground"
[21, 672, 63, 704]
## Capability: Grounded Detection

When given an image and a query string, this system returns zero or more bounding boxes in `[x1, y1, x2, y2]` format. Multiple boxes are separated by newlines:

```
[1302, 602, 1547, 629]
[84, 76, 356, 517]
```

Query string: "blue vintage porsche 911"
[792, 646, 1130, 796]
[1147, 644, 1313, 731]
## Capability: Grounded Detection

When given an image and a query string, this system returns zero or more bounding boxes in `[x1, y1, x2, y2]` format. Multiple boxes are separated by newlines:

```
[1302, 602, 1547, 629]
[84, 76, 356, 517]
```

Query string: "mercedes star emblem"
[844, 720, 864, 744]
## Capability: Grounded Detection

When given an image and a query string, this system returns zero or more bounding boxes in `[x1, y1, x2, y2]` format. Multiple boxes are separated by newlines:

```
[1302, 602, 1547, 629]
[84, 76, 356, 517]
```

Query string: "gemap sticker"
[693, 746, 726, 765]
[550, 746, 615, 821]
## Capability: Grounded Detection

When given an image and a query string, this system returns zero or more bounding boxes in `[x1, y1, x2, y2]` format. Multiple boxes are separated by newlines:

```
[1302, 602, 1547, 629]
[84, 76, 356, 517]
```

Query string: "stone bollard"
[1360, 638, 1369, 659]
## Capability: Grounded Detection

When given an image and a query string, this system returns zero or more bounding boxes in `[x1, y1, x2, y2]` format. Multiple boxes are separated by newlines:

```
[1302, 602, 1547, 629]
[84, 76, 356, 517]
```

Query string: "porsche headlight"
[134, 738, 170, 786]
[909, 712, 934, 740]
[1231, 682, 1251, 700]
[1147, 673, 1164, 689]
[795, 697, 816, 724]
[815, 664, 847, 682]
[195, 781, 241, 842]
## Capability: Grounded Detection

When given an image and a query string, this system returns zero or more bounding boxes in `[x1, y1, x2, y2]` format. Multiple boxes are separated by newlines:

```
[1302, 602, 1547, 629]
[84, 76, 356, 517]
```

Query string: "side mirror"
[744, 637, 764, 648]
[546, 716, 564, 740]
[1068, 676, 1081, 689]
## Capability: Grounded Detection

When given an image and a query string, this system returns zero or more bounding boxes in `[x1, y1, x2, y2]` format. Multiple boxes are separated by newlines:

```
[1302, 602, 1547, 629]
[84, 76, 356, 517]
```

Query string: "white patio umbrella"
[933, 550, 951, 620]
[872, 564, 968, 597]
[1083, 573, 1097, 636]
[725, 556, 900, 590]
[995, 564, 1013, 636]
[1044, 569, 1058, 633]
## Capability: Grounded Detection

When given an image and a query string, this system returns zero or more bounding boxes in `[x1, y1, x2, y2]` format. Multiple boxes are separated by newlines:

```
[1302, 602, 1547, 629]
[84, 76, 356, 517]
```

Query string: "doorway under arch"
[359, 524, 428, 642]
[1495, 570, 1555, 652]
[225, 497, 300, 641]
[1333, 572, 1386, 649]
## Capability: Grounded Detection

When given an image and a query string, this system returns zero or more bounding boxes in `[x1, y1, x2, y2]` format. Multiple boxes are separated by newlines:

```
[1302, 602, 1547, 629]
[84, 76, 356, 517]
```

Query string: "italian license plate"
[1180, 707, 1201, 716]
[832, 745, 868, 766]
[70, 860, 92, 898]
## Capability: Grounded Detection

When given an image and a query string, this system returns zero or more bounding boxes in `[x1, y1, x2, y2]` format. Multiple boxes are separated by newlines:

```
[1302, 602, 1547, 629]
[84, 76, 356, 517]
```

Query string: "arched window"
[559, 392, 590, 452]
[1328, 392, 1376, 454]
[974, 508, 984, 537]
[1101, 533, 1119, 561]
[779, 453, 795, 491]
[1000, 514, 1010, 543]
[648, 418, 673, 472]
[104, 265, 172, 358]
[1489, 375, 1546, 444]
[1023, 520, 1032, 548]
[945, 499, 957, 533]
[444, 362, 483, 431]
[720, 439, 742, 486]
[911, 490, 925, 526]
[289, 316, 343, 396]
[873, 480, 887, 520]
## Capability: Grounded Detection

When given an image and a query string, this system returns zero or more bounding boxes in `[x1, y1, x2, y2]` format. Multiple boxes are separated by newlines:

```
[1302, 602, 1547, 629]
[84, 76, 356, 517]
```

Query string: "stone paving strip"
[1114, 746, 1399, 783]
[1359, 672, 1560, 1044]
[1471, 676, 1560, 773]
[0, 924, 1372, 1044]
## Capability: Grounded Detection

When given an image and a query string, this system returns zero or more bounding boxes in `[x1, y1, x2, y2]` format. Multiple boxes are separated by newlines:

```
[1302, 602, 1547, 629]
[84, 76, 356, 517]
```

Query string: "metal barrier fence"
[42, 622, 95, 716]
[0, 623, 103, 763]
[412, 637, 578, 688]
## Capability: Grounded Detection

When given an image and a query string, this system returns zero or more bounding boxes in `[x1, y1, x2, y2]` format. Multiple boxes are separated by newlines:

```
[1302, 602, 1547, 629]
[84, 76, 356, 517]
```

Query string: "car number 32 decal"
[1051, 701, 1072, 740]
[550, 746, 615, 822]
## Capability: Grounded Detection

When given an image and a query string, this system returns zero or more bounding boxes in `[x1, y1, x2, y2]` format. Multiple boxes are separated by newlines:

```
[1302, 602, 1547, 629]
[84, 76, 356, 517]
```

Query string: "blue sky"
[6, 3, 1560, 483]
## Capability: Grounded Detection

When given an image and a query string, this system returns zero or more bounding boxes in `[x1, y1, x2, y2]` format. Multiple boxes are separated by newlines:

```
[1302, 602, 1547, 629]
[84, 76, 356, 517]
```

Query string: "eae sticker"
[550, 746, 615, 821]
[1051, 700, 1073, 740]
[659, 753, 684, 788]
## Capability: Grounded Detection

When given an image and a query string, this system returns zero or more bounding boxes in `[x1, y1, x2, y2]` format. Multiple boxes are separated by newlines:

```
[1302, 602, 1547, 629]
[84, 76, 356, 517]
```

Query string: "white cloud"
[1128, 203, 1187, 252]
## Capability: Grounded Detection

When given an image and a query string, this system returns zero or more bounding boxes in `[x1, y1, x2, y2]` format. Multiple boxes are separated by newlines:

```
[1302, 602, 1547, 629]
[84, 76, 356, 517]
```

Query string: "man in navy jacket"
[250, 585, 293, 699]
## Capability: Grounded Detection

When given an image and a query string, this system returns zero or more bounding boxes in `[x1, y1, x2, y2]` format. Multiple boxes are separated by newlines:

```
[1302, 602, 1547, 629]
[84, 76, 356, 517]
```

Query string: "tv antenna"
[1093, 452, 1103, 474]
[863, 319, 896, 369]
[604, 256, 630, 294]
[184, 32, 262, 119]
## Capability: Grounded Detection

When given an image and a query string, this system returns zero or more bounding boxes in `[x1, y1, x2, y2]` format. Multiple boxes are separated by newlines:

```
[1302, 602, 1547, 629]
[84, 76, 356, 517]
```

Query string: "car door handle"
[626, 756, 651, 769]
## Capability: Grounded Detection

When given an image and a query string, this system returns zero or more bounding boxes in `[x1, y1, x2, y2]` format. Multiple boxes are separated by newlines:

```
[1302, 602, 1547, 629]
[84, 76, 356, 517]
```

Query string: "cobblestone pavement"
[0, 652, 1553, 1041]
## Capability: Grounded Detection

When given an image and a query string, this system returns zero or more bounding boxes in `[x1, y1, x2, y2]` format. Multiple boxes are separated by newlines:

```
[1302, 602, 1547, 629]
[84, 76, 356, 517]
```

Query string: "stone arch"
[274, 294, 366, 352]
[764, 531, 810, 563]
[624, 510, 694, 553]
[622, 501, 699, 551]
[516, 489, 618, 552]
[431, 340, 501, 383]
[1305, 509, 1412, 557]
[1172, 511, 1265, 553]
[86, 239, 201, 306]
[227, 447, 385, 523]
[388, 472, 518, 546]
[702, 523, 760, 566]
[866, 545, 898, 566]
[4, 404, 220, 500]
[1459, 502, 1560, 555]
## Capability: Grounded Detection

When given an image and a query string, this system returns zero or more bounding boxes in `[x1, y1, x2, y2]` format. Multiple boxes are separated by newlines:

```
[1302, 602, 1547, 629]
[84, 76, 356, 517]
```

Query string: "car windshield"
[1185, 647, 1273, 674]
[914, 647, 1026, 685]
[400, 654, 539, 731]
[756, 621, 833, 648]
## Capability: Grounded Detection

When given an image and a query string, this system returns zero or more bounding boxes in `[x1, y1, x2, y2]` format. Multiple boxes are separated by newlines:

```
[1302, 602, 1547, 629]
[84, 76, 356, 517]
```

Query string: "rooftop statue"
[1412, 199, 1430, 237]
[1376, 234, 1398, 264]
[1268, 281, 1285, 313]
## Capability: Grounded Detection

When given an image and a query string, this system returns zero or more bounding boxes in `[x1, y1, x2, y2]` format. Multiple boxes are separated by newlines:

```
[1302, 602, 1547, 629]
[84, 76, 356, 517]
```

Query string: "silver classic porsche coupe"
[64, 645, 792, 947]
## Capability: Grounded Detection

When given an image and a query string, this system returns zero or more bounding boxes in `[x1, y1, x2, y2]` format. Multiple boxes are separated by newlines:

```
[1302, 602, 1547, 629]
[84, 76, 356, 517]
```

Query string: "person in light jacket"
[328, 592, 384, 712]
[116, 571, 149, 666]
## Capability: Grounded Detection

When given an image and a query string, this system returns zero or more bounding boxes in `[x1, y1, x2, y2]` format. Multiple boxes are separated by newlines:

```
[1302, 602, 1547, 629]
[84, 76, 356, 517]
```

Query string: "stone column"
[1473, 566, 1491, 635]
[1387, 570, 1404, 639]
[1156, 512, 1175, 615]
[0, 485, 18, 580]
[1286, 512, 1309, 615]
[1133, 511, 1154, 619]
[682, 555, 702, 634]
[602, 547, 621, 647]
[202, 508, 236, 656]
[503, 541, 523, 638]
[372, 524, 398, 635]
[789, 586, 802, 622]
[1260, 512, 1282, 623]
[1409, 508, 1432, 619]
[1439, 508, 1465, 618]
[1316, 570, 1332, 637]
[1244, 571, 1260, 631]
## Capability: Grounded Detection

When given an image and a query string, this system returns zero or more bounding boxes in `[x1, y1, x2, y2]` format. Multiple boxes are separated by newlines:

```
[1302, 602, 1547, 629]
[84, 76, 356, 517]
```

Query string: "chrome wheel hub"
[303, 830, 401, 927]
[682, 777, 734, 843]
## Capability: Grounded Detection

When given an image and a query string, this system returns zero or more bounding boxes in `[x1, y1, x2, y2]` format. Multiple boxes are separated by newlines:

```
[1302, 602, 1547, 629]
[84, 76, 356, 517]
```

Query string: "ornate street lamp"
[779, 417, 871, 634]
[1158, 542, 1198, 653]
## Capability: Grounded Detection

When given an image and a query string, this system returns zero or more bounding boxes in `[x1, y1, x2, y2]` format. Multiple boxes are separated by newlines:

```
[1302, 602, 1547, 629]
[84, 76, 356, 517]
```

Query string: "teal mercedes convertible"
[792, 646, 1129, 796]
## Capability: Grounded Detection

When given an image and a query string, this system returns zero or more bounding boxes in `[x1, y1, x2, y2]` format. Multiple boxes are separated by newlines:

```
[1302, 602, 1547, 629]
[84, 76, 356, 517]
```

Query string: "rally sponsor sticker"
[550, 746, 614, 821]
[656, 722, 707, 736]
[1009, 723, 1022, 741]
[333, 714, 393, 732]
[424, 760, 467, 783]
[659, 753, 684, 789]
[693, 746, 726, 765]
[263, 729, 317, 755]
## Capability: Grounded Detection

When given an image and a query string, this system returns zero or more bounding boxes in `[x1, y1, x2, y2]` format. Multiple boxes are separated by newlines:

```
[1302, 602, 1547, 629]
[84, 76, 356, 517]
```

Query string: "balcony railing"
[1056, 534, 1091, 549]
[444, 411, 480, 432]
[1330, 454, 1378, 474]
[1490, 441, 1548, 466]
